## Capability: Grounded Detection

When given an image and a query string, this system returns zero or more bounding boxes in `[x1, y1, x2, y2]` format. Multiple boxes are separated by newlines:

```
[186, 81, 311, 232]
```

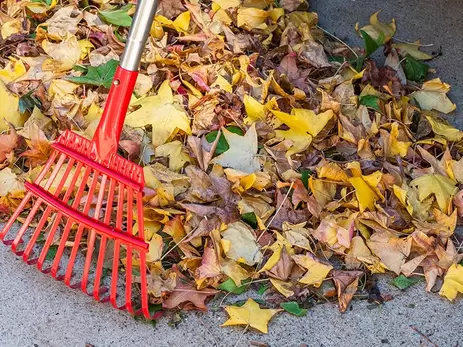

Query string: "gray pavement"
[1, 1, 463, 346]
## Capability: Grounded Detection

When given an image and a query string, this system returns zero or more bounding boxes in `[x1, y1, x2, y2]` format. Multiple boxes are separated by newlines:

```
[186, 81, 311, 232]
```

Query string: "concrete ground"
[1, 1, 463, 346]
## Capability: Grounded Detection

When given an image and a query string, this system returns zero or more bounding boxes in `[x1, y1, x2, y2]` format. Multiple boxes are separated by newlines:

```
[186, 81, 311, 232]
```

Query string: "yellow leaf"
[156, 11, 190, 33]
[274, 109, 334, 138]
[174, 11, 191, 32]
[357, 11, 396, 42]
[237, 8, 269, 30]
[0, 80, 27, 132]
[48, 79, 79, 98]
[259, 243, 282, 273]
[222, 298, 282, 333]
[211, 123, 260, 173]
[393, 184, 413, 215]
[1, 18, 21, 40]
[220, 259, 250, 286]
[348, 171, 383, 212]
[392, 42, 433, 61]
[292, 254, 333, 287]
[42, 35, 81, 71]
[155, 141, 191, 172]
[147, 234, 164, 263]
[78, 39, 94, 59]
[425, 116, 463, 142]
[125, 80, 192, 147]
[439, 264, 463, 301]
[270, 278, 294, 298]
[411, 78, 456, 114]
[388, 122, 411, 157]
[212, 75, 232, 93]
[243, 95, 266, 124]
[0, 59, 26, 84]
[0, 168, 24, 196]
[366, 232, 412, 275]
[26, 0, 57, 13]
[272, 109, 333, 156]
[213, 0, 241, 9]
[221, 221, 262, 265]
[410, 174, 457, 211]
[318, 162, 349, 182]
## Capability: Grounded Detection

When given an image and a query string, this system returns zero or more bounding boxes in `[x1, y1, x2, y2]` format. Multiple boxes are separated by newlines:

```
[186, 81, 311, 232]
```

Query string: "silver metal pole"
[120, 0, 159, 71]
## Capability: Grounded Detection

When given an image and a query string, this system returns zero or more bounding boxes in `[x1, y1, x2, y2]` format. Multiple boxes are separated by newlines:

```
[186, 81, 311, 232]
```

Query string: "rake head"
[0, 130, 154, 319]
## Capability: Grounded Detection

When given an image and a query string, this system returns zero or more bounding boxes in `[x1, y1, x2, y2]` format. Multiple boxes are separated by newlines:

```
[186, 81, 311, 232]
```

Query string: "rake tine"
[93, 177, 117, 302]
[10, 153, 68, 253]
[0, 151, 60, 242]
[34, 158, 78, 272]
[124, 186, 135, 314]
[136, 191, 150, 319]
[64, 169, 100, 288]
[81, 174, 109, 295]
[51, 164, 93, 279]
[110, 183, 125, 310]
[24, 161, 84, 264]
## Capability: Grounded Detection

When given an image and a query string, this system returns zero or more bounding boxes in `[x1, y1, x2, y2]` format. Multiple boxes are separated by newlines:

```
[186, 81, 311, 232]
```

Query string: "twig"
[410, 325, 439, 347]
[317, 25, 359, 58]
[233, 324, 249, 347]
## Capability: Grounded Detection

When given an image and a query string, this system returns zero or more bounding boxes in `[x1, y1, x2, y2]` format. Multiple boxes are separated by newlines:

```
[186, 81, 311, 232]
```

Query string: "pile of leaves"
[1, 0, 463, 333]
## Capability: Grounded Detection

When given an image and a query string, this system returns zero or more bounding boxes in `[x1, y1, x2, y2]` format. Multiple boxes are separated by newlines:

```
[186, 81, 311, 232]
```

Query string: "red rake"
[1, 0, 159, 319]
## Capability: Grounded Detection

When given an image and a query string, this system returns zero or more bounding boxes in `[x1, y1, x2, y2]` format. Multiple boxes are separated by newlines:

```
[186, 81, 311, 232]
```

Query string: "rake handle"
[93, 0, 159, 161]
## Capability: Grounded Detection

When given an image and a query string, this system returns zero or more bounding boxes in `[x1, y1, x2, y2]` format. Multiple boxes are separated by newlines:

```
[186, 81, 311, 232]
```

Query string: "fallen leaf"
[292, 253, 333, 287]
[439, 264, 463, 301]
[221, 298, 282, 333]
[410, 174, 457, 211]
[411, 78, 456, 114]
[125, 81, 192, 147]
[332, 270, 363, 312]
[212, 123, 261, 173]
[221, 221, 263, 266]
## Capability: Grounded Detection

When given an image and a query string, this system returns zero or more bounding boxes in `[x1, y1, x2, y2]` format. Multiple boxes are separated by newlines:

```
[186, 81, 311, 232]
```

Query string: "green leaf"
[99, 6, 133, 27]
[391, 275, 420, 290]
[205, 126, 244, 154]
[404, 55, 429, 82]
[218, 278, 249, 294]
[45, 245, 58, 261]
[359, 95, 381, 111]
[257, 284, 270, 295]
[19, 91, 42, 114]
[280, 302, 308, 317]
[301, 169, 312, 190]
[241, 212, 258, 229]
[68, 60, 119, 88]
[361, 30, 379, 57]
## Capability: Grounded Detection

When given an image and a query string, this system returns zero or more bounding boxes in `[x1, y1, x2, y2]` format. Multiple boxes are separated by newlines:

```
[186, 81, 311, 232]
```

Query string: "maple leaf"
[439, 264, 463, 301]
[221, 221, 263, 266]
[125, 80, 192, 147]
[0, 124, 18, 165]
[162, 266, 219, 311]
[211, 123, 261, 174]
[221, 298, 282, 333]
[411, 78, 456, 114]
[332, 270, 363, 312]
[410, 174, 457, 211]
[21, 140, 53, 168]
[292, 253, 333, 287]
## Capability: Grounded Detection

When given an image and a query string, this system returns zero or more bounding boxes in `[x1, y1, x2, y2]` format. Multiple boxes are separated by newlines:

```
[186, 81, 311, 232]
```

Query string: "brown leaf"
[266, 246, 294, 281]
[0, 123, 18, 165]
[163, 266, 219, 311]
[269, 188, 310, 230]
[21, 140, 52, 168]
[158, 0, 186, 19]
[332, 270, 363, 312]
